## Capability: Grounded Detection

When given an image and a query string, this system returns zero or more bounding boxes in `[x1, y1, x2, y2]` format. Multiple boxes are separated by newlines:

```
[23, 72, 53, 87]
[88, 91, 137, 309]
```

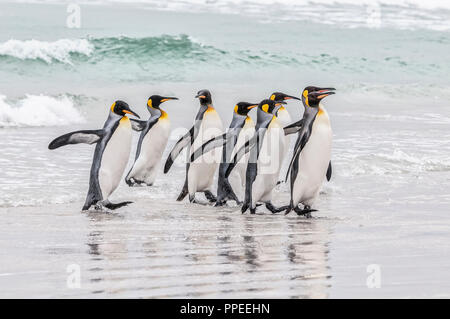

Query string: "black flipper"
[48, 129, 104, 150]
[285, 124, 313, 182]
[164, 126, 195, 174]
[190, 133, 229, 163]
[130, 119, 147, 131]
[104, 201, 133, 210]
[326, 161, 332, 181]
[283, 119, 304, 136]
[224, 134, 258, 178]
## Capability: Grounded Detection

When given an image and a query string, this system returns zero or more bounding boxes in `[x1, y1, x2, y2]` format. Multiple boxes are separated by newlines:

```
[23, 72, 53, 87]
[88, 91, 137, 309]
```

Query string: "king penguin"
[125, 95, 178, 186]
[284, 86, 336, 217]
[225, 99, 289, 214]
[189, 102, 258, 206]
[48, 101, 140, 211]
[164, 89, 223, 204]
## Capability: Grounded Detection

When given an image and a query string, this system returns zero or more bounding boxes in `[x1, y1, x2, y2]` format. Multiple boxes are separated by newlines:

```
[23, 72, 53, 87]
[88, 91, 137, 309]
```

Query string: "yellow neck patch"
[317, 107, 324, 116]
[206, 105, 215, 113]
[160, 109, 169, 120]
[120, 116, 130, 127]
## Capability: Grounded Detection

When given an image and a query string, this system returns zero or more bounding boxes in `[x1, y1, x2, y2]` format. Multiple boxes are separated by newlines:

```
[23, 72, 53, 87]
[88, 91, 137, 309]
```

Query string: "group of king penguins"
[49, 86, 335, 217]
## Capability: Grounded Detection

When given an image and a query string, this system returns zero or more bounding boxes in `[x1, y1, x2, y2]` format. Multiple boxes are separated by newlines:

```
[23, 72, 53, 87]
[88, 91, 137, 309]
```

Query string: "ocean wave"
[0, 39, 93, 64]
[0, 94, 85, 127]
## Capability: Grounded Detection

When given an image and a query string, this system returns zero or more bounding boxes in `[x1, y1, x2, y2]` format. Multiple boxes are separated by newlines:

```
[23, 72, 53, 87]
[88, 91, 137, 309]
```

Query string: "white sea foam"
[13, 0, 450, 30]
[0, 39, 93, 64]
[0, 94, 85, 127]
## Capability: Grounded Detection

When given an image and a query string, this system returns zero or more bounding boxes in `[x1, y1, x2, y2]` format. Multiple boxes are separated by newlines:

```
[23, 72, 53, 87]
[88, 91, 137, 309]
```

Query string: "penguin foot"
[294, 205, 317, 218]
[276, 180, 284, 185]
[125, 178, 134, 187]
[214, 200, 226, 207]
[204, 191, 217, 203]
[285, 205, 293, 215]
[241, 203, 249, 214]
[104, 201, 133, 210]
[266, 202, 289, 214]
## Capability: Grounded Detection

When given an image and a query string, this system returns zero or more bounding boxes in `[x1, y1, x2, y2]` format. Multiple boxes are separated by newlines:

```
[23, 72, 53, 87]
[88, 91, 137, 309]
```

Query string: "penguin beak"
[195, 94, 206, 99]
[123, 108, 140, 119]
[284, 95, 301, 101]
[314, 88, 336, 99]
[247, 104, 258, 110]
[160, 97, 179, 103]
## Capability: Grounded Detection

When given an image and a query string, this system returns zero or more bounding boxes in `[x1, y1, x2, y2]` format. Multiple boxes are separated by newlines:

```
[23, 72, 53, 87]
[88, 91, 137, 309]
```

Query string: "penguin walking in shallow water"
[284, 87, 335, 217]
[49, 101, 140, 211]
[164, 89, 223, 204]
[190, 102, 258, 206]
[226, 99, 289, 214]
[125, 95, 178, 186]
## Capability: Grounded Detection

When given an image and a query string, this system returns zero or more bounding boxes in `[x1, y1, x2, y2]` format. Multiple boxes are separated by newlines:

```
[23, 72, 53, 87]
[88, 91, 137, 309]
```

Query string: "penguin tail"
[104, 201, 133, 210]
[176, 185, 189, 201]
[241, 202, 249, 214]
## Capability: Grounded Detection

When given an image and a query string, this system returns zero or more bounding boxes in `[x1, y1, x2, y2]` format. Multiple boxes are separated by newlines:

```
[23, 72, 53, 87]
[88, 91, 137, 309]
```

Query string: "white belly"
[230, 118, 255, 189]
[189, 109, 223, 193]
[277, 107, 292, 168]
[99, 118, 132, 199]
[127, 119, 170, 185]
[251, 118, 285, 205]
[292, 109, 332, 207]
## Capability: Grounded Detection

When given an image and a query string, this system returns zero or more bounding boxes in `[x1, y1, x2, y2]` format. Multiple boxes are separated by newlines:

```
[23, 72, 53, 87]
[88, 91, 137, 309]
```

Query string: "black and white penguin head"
[195, 89, 212, 105]
[302, 87, 336, 107]
[258, 99, 286, 115]
[147, 95, 179, 110]
[269, 92, 301, 102]
[111, 100, 140, 118]
[234, 102, 258, 116]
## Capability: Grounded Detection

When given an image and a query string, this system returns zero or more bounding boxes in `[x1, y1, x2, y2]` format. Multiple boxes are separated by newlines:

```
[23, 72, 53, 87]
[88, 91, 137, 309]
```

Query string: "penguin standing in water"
[190, 102, 258, 206]
[284, 87, 335, 216]
[48, 101, 140, 211]
[226, 99, 289, 214]
[125, 95, 178, 186]
[164, 89, 223, 204]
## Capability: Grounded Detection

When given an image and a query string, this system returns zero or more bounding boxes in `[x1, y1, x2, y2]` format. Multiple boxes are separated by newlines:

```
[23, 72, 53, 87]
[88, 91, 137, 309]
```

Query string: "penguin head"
[195, 89, 212, 105]
[269, 92, 301, 102]
[234, 102, 258, 116]
[147, 95, 178, 109]
[111, 100, 140, 118]
[302, 87, 336, 107]
[258, 99, 286, 115]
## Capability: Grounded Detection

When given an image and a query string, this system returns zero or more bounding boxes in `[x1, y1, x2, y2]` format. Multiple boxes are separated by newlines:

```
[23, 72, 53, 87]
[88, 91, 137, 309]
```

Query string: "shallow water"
[1, 1, 450, 298]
